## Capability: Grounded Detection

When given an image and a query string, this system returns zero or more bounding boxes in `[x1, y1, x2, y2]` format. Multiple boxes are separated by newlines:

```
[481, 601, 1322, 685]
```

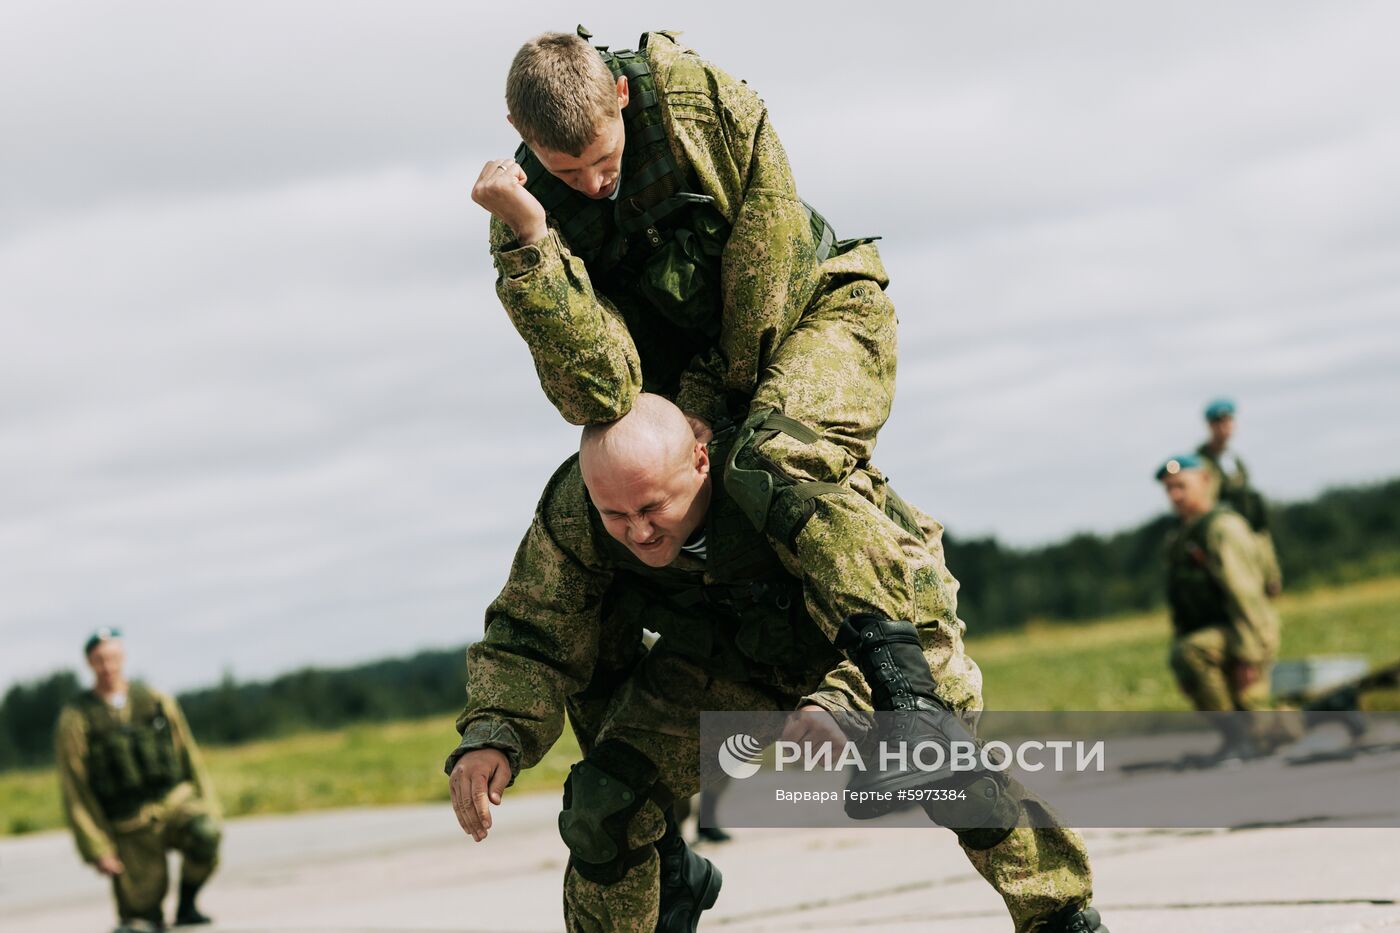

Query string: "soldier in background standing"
[1196, 398, 1283, 596]
[55, 628, 221, 932]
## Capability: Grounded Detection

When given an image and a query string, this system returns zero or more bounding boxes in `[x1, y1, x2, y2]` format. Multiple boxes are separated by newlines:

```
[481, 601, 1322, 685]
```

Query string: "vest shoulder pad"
[127, 682, 167, 719]
[1203, 507, 1250, 547]
[641, 31, 710, 98]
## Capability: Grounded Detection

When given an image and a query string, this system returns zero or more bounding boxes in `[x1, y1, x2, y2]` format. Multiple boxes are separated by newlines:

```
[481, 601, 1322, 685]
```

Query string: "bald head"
[580, 394, 696, 482]
[580, 394, 712, 568]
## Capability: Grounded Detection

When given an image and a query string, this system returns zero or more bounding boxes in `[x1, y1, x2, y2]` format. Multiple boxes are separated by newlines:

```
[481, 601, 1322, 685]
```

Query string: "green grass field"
[5, 576, 1396, 837]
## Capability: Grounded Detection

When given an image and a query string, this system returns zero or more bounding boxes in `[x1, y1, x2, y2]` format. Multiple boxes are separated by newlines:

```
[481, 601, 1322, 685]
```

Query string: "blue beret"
[1155, 454, 1204, 481]
[83, 626, 122, 655]
[1204, 398, 1236, 421]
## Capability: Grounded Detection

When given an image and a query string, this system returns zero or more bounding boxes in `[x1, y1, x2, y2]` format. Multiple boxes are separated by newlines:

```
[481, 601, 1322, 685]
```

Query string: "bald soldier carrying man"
[447, 395, 1107, 932]
[55, 629, 221, 932]
[1157, 455, 1298, 760]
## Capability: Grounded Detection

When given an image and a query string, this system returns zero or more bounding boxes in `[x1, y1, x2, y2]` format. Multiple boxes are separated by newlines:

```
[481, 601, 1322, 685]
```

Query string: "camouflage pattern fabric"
[453, 459, 1093, 931]
[486, 34, 909, 634]
[1196, 441, 1283, 593]
[1166, 508, 1283, 711]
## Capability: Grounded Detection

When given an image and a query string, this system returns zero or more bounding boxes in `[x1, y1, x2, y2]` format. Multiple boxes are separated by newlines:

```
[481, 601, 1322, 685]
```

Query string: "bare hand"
[780, 705, 847, 757]
[684, 414, 713, 445]
[472, 159, 547, 246]
[449, 748, 512, 842]
[1232, 662, 1261, 691]
[94, 853, 124, 876]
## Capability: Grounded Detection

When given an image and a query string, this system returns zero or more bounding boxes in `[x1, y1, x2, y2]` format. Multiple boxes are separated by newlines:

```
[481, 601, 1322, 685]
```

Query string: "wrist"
[513, 220, 548, 247]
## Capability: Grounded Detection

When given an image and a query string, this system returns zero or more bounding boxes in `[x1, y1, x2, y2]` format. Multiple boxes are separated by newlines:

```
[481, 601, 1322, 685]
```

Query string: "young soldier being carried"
[470, 27, 910, 649]
[446, 395, 1107, 933]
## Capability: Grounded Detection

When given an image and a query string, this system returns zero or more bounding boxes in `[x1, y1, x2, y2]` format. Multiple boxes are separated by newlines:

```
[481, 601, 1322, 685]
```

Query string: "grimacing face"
[586, 444, 711, 568]
[86, 639, 126, 692]
[1162, 469, 1212, 519]
[529, 77, 629, 199]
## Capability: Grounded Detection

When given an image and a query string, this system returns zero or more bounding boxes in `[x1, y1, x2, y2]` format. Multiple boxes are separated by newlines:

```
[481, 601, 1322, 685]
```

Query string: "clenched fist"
[472, 159, 548, 247]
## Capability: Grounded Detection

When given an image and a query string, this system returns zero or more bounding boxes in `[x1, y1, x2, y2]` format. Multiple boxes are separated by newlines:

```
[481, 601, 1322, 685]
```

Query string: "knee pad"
[181, 814, 221, 863]
[926, 770, 1022, 851]
[558, 740, 671, 885]
[724, 410, 846, 545]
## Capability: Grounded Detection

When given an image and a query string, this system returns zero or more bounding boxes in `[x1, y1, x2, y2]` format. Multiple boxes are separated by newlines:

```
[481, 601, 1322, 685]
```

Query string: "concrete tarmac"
[4, 788, 1399, 933]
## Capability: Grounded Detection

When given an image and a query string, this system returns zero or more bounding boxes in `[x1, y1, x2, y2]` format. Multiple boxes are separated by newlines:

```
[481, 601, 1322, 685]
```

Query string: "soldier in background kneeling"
[55, 628, 222, 932]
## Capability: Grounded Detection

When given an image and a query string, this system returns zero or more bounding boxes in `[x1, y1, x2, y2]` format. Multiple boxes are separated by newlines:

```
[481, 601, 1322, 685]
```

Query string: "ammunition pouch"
[80, 684, 187, 821]
[559, 740, 672, 885]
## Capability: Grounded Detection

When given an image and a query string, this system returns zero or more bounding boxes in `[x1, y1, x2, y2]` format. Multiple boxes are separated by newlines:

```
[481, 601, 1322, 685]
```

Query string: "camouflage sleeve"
[164, 693, 221, 821]
[674, 347, 727, 426]
[1256, 530, 1284, 595]
[54, 707, 116, 863]
[448, 463, 613, 781]
[662, 51, 822, 401]
[488, 216, 643, 424]
[1209, 515, 1281, 665]
[798, 661, 867, 716]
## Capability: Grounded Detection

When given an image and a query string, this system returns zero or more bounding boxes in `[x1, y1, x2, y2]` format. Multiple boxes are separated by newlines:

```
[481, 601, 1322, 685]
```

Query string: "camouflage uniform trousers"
[561, 622, 1093, 932]
[107, 782, 220, 924]
[1170, 623, 1279, 713]
[1170, 623, 1301, 748]
[741, 241, 900, 529]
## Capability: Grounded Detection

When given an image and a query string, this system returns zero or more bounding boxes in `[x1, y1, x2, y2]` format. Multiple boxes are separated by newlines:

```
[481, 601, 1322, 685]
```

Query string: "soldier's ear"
[694, 442, 710, 476]
[616, 75, 629, 110]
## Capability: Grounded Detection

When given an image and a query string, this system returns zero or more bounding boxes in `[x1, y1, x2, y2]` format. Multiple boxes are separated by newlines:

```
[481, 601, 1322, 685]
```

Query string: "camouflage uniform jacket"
[450, 452, 938, 780]
[489, 31, 837, 426]
[54, 684, 219, 863]
[1165, 507, 1281, 664]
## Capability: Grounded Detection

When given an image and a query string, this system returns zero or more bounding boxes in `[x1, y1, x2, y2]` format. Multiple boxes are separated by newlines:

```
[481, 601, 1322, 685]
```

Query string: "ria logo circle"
[717, 733, 765, 779]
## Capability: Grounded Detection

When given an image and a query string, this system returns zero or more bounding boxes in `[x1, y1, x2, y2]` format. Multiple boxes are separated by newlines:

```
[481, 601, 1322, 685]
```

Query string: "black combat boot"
[173, 881, 212, 926]
[835, 614, 1018, 833]
[655, 809, 722, 933]
[1040, 903, 1109, 932]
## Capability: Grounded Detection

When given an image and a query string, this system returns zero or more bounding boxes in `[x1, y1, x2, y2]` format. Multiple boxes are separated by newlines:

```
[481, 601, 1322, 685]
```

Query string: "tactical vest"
[76, 683, 187, 820]
[589, 424, 921, 686]
[514, 30, 837, 397]
[1198, 446, 1269, 531]
[1166, 508, 1231, 636]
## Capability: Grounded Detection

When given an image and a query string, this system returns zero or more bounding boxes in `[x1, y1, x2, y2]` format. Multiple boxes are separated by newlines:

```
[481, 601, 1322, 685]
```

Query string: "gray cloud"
[3, 1, 1398, 691]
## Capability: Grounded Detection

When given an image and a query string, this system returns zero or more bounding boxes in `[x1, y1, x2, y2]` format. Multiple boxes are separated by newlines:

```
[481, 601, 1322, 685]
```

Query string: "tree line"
[3, 477, 1396, 771]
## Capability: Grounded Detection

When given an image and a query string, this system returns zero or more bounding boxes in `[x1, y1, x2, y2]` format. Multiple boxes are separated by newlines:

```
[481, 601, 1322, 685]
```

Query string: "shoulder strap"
[127, 682, 164, 720]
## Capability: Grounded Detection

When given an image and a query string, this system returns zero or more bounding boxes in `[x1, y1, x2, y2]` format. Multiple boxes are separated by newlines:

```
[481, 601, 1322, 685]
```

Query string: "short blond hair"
[506, 32, 619, 155]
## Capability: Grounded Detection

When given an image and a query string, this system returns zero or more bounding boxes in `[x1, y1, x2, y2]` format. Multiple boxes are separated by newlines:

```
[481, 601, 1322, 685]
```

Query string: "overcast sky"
[3, 1, 1397, 692]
